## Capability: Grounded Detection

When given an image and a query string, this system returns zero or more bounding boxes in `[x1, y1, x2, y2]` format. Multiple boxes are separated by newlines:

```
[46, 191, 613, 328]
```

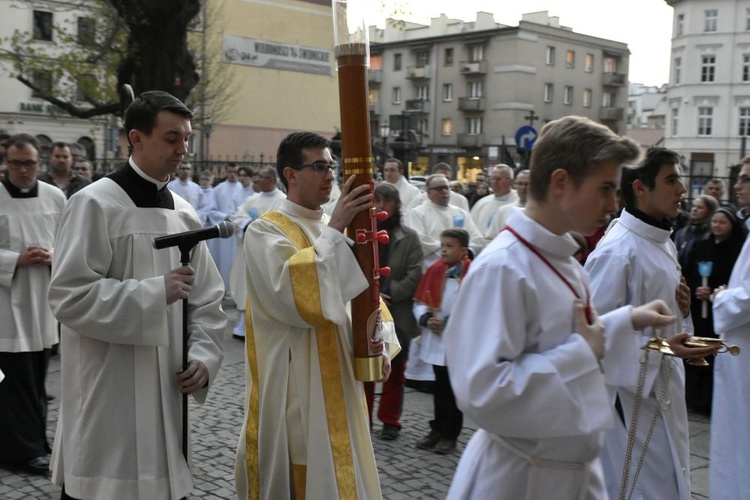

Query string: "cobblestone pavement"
[1, 304, 711, 499]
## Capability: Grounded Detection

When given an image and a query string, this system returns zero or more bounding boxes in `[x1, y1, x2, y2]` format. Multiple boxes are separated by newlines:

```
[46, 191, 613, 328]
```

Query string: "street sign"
[515, 125, 538, 152]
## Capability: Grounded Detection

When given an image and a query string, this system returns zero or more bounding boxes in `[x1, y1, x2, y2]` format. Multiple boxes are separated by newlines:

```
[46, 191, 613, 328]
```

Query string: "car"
[409, 175, 426, 192]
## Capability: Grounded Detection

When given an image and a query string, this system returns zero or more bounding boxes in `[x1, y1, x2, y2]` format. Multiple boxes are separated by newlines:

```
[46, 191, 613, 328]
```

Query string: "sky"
[359, 0, 675, 87]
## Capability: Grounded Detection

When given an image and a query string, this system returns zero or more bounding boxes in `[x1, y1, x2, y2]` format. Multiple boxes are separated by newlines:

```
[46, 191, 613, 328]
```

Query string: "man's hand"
[631, 299, 677, 330]
[427, 317, 445, 335]
[380, 352, 392, 383]
[328, 175, 375, 233]
[676, 277, 691, 316]
[17, 247, 52, 267]
[574, 301, 605, 360]
[176, 360, 209, 395]
[666, 332, 720, 360]
[695, 286, 712, 302]
[165, 265, 195, 305]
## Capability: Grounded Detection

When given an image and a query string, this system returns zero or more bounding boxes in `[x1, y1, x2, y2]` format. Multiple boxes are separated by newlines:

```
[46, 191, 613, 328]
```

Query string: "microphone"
[153, 221, 235, 250]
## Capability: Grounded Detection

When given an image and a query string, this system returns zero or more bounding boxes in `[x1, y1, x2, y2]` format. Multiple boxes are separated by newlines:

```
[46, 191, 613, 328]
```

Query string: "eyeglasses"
[292, 161, 339, 176]
[428, 185, 450, 192]
[738, 175, 750, 184]
[7, 159, 38, 170]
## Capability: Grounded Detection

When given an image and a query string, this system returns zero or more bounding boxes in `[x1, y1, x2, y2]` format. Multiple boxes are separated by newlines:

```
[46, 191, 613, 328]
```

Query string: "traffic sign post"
[515, 125, 538, 152]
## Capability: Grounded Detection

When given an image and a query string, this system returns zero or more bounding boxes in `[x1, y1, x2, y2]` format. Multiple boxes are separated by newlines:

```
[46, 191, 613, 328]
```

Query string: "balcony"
[602, 73, 626, 86]
[459, 60, 488, 75]
[457, 133, 483, 147]
[407, 65, 432, 79]
[458, 97, 486, 112]
[368, 69, 382, 84]
[600, 107, 625, 121]
[405, 99, 428, 113]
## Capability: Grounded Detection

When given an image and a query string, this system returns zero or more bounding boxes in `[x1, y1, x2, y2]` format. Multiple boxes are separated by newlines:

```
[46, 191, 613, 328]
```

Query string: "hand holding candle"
[698, 261, 713, 319]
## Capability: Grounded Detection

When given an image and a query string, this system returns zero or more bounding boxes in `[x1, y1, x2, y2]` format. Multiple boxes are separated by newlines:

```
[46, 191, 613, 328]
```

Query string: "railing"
[459, 60, 488, 75]
[458, 97, 486, 112]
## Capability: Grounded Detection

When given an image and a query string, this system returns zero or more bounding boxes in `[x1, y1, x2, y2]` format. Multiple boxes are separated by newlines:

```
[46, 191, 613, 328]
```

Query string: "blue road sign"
[515, 125, 538, 152]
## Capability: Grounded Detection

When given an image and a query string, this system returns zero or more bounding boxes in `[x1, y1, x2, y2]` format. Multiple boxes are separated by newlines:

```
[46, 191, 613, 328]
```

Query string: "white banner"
[222, 34, 332, 76]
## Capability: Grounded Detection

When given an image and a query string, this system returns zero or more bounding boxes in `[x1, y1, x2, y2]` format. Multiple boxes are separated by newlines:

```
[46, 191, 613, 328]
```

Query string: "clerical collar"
[108, 162, 174, 209]
[425, 200, 450, 210]
[281, 198, 324, 221]
[624, 207, 672, 231]
[128, 157, 169, 190]
[2, 177, 38, 198]
[494, 191, 512, 201]
[261, 189, 279, 197]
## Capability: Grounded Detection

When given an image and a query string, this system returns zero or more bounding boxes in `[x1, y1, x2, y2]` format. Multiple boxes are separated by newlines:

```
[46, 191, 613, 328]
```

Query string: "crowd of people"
[2, 90, 750, 500]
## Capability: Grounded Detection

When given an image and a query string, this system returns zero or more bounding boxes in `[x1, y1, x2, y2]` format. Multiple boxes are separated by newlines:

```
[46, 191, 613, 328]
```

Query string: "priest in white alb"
[167, 162, 201, 210]
[469, 164, 518, 238]
[406, 163, 470, 212]
[444, 116, 675, 500]
[235, 132, 398, 500]
[209, 163, 246, 291]
[383, 157, 420, 210]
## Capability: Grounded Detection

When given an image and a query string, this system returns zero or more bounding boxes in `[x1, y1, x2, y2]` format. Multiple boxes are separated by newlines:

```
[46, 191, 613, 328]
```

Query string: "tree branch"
[17, 75, 119, 118]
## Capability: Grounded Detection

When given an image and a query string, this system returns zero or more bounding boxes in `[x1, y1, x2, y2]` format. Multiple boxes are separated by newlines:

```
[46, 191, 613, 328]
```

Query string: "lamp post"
[379, 122, 390, 174]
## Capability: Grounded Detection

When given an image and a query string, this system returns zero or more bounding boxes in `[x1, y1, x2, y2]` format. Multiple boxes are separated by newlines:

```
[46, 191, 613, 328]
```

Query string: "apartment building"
[368, 11, 630, 180]
[664, 0, 750, 182]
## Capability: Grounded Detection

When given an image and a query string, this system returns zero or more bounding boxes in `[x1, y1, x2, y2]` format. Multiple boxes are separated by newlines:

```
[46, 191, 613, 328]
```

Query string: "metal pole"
[200, 0, 207, 163]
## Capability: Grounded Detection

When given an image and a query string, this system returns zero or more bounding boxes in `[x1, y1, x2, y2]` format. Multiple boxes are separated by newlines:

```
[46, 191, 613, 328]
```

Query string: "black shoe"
[433, 438, 456, 455]
[17, 456, 50, 476]
[232, 334, 245, 342]
[379, 424, 400, 441]
[416, 430, 443, 450]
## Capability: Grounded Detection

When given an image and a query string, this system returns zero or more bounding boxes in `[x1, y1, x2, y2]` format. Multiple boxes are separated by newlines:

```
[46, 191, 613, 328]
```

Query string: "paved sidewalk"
[0, 303, 711, 498]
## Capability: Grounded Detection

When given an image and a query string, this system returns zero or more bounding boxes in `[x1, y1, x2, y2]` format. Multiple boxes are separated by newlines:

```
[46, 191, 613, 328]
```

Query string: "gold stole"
[244, 211, 357, 500]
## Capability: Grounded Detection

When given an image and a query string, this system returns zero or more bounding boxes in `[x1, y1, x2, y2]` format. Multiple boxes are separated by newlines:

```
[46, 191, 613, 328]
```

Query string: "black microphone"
[153, 221, 235, 250]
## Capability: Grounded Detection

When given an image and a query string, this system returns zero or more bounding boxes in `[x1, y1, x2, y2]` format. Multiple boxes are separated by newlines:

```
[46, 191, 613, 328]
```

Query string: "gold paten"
[683, 336, 741, 366]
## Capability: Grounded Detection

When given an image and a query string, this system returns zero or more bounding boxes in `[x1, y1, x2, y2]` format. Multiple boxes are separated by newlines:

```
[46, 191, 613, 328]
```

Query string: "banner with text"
[222, 34, 332, 76]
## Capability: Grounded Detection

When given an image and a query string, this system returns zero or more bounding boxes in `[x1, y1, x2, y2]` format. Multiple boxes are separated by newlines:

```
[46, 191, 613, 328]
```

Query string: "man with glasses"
[406, 163, 470, 212]
[167, 162, 201, 209]
[404, 174, 485, 270]
[235, 131, 398, 499]
[470, 164, 519, 239]
[229, 166, 285, 340]
[0, 134, 66, 476]
[38, 142, 90, 198]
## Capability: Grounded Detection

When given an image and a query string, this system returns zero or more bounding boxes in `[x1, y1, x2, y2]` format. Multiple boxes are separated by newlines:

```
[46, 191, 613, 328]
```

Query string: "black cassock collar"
[108, 164, 174, 210]
[2, 178, 39, 198]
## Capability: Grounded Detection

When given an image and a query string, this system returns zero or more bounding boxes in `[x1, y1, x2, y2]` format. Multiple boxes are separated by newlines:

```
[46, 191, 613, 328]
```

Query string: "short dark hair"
[124, 91, 193, 147]
[6, 134, 40, 153]
[432, 162, 453, 176]
[374, 182, 401, 212]
[385, 158, 404, 172]
[529, 116, 641, 202]
[52, 141, 70, 151]
[621, 147, 681, 210]
[441, 228, 469, 248]
[276, 132, 330, 189]
[238, 166, 254, 177]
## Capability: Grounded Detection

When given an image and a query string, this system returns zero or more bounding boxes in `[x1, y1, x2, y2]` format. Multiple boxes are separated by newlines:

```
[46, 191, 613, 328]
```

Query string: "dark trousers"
[431, 364, 462, 440]
[365, 353, 407, 429]
[0, 350, 50, 461]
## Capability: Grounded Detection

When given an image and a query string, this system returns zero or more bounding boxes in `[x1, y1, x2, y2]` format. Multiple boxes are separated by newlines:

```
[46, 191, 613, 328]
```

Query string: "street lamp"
[379, 122, 390, 167]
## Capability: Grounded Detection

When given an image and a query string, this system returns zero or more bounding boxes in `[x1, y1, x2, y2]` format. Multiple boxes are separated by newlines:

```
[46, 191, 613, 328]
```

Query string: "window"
[543, 83, 553, 103]
[546, 46, 555, 65]
[701, 55, 716, 82]
[602, 92, 616, 108]
[698, 107, 714, 136]
[393, 53, 402, 71]
[743, 55, 750, 82]
[740, 108, 750, 136]
[33, 10, 53, 41]
[674, 57, 682, 84]
[566, 50, 575, 68]
[32, 71, 52, 97]
[704, 9, 718, 32]
[76, 74, 96, 102]
[583, 89, 592, 108]
[584, 53, 594, 72]
[416, 50, 429, 68]
[418, 118, 428, 136]
[77, 17, 96, 46]
[603, 57, 617, 74]
[468, 81, 482, 99]
[392, 87, 401, 104]
[443, 83, 453, 101]
[747, 9, 750, 31]
[467, 117, 482, 135]
[676, 13, 684, 36]
[368, 89, 379, 106]
[671, 108, 679, 136]
[415, 84, 429, 101]
[470, 44, 484, 62]
[564, 86, 573, 105]
[442, 118, 452, 136]
[444, 48, 454, 66]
